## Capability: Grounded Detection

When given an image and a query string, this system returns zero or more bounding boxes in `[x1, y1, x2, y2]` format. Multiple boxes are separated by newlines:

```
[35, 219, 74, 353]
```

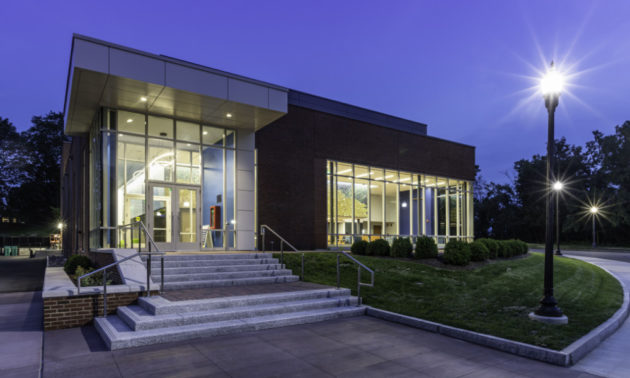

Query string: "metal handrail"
[338, 251, 375, 306]
[260, 225, 299, 266]
[77, 220, 165, 317]
[259, 225, 375, 306]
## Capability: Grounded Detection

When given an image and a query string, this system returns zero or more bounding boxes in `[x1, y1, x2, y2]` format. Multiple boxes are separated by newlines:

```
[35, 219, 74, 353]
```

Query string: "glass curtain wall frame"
[326, 160, 473, 248]
[90, 108, 237, 250]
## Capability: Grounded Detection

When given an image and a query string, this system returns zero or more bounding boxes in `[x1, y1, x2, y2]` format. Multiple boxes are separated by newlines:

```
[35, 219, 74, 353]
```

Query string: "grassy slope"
[276, 252, 622, 350]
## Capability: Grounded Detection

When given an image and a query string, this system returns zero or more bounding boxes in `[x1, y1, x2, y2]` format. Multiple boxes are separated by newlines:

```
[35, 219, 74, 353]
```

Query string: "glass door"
[148, 184, 201, 251]
[149, 185, 173, 251]
[176, 187, 200, 250]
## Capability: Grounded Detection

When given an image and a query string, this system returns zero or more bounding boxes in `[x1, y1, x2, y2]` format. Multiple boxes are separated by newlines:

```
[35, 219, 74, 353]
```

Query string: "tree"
[6, 112, 66, 224]
[0, 117, 23, 213]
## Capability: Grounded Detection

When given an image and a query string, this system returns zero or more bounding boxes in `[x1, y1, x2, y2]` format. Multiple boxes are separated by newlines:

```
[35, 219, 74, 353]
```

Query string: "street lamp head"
[540, 61, 565, 96]
[58, 222, 63, 230]
[590, 206, 599, 214]
[552, 181, 563, 191]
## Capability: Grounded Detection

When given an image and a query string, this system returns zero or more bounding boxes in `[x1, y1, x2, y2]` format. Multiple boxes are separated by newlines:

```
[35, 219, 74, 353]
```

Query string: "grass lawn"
[275, 252, 623, 350]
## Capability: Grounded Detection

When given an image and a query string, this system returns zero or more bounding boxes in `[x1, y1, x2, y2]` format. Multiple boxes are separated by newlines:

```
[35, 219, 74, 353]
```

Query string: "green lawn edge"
[275, 252, 623, 350]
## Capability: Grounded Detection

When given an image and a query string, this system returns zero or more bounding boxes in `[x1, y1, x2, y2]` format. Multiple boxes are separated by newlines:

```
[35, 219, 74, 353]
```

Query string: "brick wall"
[43, 290, 158, 330]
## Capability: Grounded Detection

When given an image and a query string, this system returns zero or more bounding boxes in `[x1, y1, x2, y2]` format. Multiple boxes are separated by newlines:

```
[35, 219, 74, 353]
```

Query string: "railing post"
[147, 252, 152, 297]
[280, 240, 284, 265]
[336, 253, 340, 289]
[261, 227, 265, 252]
[103, 269, 108, 317]
[357, 266, 362, 307]
[161, 255, 164, 293]
[301, 253, 304, 281]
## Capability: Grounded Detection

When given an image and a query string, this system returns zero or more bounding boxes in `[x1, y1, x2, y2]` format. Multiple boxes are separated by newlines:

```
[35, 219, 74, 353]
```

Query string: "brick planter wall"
[43, 290, 159, 330]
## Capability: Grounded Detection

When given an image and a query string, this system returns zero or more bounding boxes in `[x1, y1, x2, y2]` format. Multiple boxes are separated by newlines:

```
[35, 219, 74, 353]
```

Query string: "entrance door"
[148, 184, 200, 251]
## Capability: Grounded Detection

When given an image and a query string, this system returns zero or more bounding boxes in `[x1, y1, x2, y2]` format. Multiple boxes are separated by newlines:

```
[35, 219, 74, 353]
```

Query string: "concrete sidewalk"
[0, 291, 43, 378]
[42, 316, 601, 378]
[566, 254, 630, 378]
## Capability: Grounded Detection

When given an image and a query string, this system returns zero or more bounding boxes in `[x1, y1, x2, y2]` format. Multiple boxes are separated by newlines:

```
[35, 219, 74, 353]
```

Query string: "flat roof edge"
[71, 33, 289, 92]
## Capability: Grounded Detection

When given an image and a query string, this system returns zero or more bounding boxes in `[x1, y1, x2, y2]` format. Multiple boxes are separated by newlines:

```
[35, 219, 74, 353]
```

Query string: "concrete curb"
[366, 258, 630, 367]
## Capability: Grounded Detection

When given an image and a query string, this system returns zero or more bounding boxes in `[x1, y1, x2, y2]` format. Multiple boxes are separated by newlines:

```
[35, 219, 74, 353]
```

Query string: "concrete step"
[151, 264, 284, 275]
[156, 269, 294, 283]
[142, 253, 272, 262]
[139, 288, 352, 315]
[119, 297, 359, 331]
[95, 305, 366, 350]
[156, 275, 301, 290]
[145, 258, 279, 268]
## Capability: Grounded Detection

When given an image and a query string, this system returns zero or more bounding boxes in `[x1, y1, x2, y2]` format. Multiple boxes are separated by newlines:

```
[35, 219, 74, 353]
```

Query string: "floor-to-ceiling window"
[88, 108, 237, 250]
[326, 160, 473, 247]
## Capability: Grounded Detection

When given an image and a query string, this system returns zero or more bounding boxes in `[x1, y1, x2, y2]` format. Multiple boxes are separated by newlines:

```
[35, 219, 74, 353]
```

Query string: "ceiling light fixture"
[203, 131, 208, 135]
[226, 113, 233, 118]
[126, 119, 133, 123]
[140, 96, 148, 102]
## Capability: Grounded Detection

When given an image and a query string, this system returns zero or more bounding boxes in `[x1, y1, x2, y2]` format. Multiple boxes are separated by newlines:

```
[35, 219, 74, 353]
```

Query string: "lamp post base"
[535, 295, 564, 318]
[529, 312, 568, 325]
[554, 249, 562, 256]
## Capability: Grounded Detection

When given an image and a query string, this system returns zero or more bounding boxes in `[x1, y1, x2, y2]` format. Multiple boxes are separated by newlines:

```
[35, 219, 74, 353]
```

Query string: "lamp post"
[553, 181, 563, 256]
[533, 62, 565, 320]
[57, 222, 64, 251]
[590, 206, 598, 248]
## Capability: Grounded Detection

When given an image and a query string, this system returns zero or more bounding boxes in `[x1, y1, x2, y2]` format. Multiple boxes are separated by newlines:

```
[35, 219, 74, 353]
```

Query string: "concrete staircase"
[142, 253, 299, 290]
[95, 253, 366, 350]
[95, 287, 365, 350]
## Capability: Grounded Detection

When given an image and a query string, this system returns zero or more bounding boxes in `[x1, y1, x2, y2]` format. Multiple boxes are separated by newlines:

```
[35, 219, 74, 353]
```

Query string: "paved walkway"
[0, 291, 43, 378]
[43, 316, 601, 378]
[566, 253, 630, 378]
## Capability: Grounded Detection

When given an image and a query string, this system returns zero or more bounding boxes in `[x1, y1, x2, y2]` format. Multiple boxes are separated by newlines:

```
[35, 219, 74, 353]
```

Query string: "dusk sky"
[1, 0, 629, 183]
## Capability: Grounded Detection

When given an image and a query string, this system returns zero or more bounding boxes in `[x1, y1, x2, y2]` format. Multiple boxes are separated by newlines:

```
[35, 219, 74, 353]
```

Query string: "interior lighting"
[226, 113, 233, 118]
[126, 118, 133, 123]
[140, 96, 148, 102]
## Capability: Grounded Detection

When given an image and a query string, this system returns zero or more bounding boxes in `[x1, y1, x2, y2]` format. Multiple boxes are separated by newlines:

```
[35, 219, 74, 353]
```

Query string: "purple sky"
[1, 0, 629, 183]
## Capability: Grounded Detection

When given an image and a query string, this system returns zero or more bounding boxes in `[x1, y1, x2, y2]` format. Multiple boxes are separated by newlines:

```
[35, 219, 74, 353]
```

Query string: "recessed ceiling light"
[126, 118, 133, 123]
[140, 96, 148, 102]
[202, 131, 208, 135]
[226, 113, 233, 118]
[187, 143, 191, 147]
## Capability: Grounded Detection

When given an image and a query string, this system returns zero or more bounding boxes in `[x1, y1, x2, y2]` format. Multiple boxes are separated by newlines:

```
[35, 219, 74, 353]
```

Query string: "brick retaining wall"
[43, 291, 158, 330]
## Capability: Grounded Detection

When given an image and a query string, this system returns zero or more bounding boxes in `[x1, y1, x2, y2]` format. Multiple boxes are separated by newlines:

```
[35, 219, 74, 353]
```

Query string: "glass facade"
[88, 109, 238, 250]
[327, 160, 473, 247]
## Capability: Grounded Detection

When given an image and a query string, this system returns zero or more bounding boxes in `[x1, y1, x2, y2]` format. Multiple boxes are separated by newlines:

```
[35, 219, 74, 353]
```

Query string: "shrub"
[351, 240, 369, 255]
[391, 237, 413, 258]
[517, 240, 529, 255]
[415, 236, 438, 258]
[64, 254, 92, 275]
[508, 240, 522, 256]
[74, 266, 113, 287]
[477, 238, 499, 259]
[470, 241, 489, 261]
[443, 240, 471, 266]
[497, 241, 510, 258]
[367, 239, 390, 256]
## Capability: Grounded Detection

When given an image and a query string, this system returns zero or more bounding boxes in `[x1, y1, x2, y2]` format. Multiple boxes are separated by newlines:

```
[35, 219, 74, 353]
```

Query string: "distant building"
[61, 34, 475, 254]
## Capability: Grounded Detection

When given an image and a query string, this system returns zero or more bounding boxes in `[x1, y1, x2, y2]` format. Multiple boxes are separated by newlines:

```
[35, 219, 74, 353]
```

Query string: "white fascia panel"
[268, 88, 288, 112]
[236, 150, 255, 172]
[236, 210, 255, 231]
[236, 130, 255, 150]
[165, 63, 228, 100]
[228, 78, 268, 108]
[109, 48, 165, 86]
[72, 39, 109, 73]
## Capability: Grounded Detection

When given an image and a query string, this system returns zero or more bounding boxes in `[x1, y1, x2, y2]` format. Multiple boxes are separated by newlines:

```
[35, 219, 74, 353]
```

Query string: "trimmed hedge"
[391, 237, 413, 258]
[443, 240, 471, 266]
[477, 238, 499, 259]
[64, 255, 93, 275]
[367, 239, 390, 256]
[470, 241, 489, 261]
[415, 236, 438, 258]
[351, 240, 369, 255]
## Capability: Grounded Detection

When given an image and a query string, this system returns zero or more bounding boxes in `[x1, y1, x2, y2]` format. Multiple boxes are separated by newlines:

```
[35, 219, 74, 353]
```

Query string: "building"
[61, 34, 475, 254]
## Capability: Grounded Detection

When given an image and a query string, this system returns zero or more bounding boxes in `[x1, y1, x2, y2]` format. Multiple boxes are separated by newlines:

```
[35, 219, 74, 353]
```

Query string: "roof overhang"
[64, 35, 288, 135]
